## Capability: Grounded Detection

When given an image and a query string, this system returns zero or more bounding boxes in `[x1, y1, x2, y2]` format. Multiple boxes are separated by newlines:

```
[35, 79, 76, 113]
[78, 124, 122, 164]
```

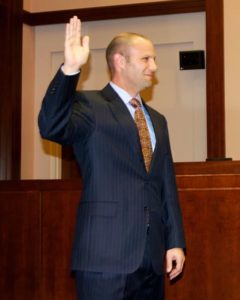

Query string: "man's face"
[122, 38, 157, 94]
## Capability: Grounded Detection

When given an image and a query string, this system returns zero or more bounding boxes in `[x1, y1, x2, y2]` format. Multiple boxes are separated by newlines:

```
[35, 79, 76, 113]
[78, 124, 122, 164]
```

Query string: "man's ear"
[112, 53, 126, 72]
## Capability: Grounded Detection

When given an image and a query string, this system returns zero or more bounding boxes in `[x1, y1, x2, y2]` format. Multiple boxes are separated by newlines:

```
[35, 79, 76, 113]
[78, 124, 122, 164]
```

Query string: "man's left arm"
[161, 117, 186, 280]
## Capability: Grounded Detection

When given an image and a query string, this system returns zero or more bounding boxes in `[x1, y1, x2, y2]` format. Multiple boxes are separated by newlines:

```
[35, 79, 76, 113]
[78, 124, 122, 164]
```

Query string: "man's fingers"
[64, 16, 90, 72]
[65, 17, 83, 46]
[73, 17, 80, 42]
[82, 35, 90, 50]
[166, 248, 185, 280]
[166, 259, 173, 274]
[168, 259, 184, 280]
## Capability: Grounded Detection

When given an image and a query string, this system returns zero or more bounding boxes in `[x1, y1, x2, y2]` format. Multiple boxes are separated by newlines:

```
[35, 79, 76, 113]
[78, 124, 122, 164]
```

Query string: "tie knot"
[130, 98, 141, 109]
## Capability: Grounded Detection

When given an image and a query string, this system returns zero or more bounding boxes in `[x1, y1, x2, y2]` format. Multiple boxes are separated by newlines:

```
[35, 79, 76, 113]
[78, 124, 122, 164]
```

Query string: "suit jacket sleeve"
[162, 119, 186, 250]
[38, 68, 95, 145]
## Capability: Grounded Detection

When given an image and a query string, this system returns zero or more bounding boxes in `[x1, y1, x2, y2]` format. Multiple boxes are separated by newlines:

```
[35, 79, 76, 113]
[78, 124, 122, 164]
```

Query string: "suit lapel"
[101, 84, 142, 158]
[101, 84, 163, 174]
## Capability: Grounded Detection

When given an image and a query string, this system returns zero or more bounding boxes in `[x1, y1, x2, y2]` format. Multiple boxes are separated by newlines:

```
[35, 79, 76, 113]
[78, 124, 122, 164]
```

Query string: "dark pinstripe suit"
[38, 68, 185, 277]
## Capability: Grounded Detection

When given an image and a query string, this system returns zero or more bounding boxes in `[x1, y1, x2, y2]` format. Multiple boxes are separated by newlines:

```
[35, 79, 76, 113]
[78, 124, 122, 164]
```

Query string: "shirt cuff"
[61, 65, 80, 76]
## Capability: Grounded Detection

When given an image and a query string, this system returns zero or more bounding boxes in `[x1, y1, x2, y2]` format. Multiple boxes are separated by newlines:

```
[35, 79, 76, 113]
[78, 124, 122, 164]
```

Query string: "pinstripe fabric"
[38, 68, 186, 276]
[75, 234, 164, 300]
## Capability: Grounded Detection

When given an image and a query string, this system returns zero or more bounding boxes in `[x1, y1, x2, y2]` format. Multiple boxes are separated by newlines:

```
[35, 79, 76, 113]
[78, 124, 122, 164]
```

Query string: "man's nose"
[149, 59, 157, 72]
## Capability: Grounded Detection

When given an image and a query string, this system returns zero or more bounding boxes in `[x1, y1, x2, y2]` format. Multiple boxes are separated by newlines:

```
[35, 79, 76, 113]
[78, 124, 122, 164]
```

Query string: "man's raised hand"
[63, 16, 90, 74]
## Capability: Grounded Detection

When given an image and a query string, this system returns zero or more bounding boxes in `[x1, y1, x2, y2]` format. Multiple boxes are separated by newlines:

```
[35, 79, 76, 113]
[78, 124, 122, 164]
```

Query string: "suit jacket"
[38, 68, 186, 275]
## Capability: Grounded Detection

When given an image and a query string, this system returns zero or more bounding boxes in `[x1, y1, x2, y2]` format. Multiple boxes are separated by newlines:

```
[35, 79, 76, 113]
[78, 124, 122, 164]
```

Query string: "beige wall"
[21, 0, 240, 178]
[24, 0, 168, 12]
[21, 24, 35, 178]
[22, 13, 206, 179]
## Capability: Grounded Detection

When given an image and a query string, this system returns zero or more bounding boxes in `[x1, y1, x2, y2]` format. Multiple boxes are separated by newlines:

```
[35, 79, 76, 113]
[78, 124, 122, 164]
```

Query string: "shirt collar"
[109, 81, 142, 106]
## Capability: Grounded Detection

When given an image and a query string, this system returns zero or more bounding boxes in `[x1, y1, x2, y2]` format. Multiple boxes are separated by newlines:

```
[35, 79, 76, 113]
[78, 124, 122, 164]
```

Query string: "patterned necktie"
[130, 98, 153, 172]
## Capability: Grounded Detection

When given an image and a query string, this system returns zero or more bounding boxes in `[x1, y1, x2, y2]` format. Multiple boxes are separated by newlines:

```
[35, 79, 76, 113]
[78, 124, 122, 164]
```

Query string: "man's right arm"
[38, 17, 94, 145]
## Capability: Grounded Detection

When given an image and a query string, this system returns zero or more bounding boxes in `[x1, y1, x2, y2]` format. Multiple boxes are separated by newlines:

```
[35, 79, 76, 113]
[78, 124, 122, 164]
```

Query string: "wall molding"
[205, 0, 225, 159]
[0, 0, 23, 179]
[22, 0, 205, 26]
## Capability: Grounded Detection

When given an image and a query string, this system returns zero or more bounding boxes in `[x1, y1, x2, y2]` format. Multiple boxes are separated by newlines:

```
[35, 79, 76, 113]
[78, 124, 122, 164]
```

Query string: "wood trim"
[0, 0, 23, 179]
[175, 160, 240, 175]
[205, 0, 226, 160]
[22, 0, 205, 26]
[1, 161, 240, 191]
[0, 179, 82, 191]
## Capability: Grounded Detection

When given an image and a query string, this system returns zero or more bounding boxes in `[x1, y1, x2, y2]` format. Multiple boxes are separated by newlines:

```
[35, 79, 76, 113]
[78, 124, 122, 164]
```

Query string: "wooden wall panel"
[165, 188, 240, 300]
[0, 191, 41, 300]
[41, 190, 80, 300]
[0, 162, 239, 299]
[0, 0, 23, 179]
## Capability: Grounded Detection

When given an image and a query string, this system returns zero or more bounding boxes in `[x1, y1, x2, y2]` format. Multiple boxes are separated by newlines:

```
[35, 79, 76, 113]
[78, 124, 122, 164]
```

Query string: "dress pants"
[75, 232, 164, 300]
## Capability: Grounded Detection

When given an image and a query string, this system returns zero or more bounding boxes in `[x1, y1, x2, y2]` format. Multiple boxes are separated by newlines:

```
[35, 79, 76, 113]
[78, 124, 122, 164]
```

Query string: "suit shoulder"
[76, 90, 105, 104]
[146, 104, 167, 123]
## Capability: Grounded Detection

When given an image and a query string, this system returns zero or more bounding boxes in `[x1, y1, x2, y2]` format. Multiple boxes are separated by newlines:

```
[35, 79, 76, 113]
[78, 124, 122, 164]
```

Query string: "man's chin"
[143, 80, 153, 88]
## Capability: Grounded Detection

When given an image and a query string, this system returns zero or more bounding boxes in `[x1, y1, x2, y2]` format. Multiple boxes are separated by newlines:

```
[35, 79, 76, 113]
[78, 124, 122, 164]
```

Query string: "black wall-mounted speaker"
[179, 50, 205, 70]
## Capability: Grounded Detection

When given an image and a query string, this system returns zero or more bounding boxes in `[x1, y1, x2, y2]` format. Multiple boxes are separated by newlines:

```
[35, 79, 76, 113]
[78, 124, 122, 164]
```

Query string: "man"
[39, 16, 185, 300]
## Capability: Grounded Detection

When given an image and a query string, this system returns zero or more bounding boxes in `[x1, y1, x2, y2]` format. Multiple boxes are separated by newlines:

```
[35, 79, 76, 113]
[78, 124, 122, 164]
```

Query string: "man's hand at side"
[166, 248, 185, 280]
